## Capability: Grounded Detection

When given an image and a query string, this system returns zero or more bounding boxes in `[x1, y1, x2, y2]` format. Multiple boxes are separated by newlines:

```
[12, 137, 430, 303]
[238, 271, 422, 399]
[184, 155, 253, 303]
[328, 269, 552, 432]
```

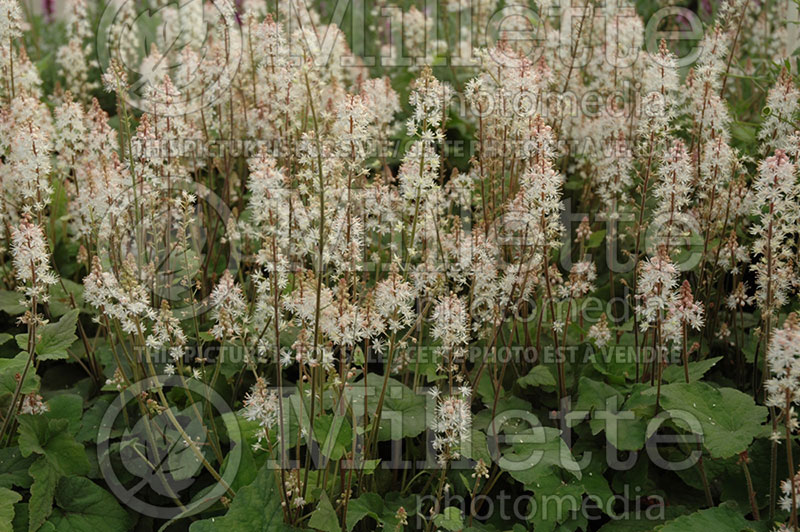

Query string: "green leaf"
[342, 493, 413, 532]
[652, 383, 768, 459]
[308, 492, 339, 532]
[596, 505, 688, 531]
[345, 493, 383, 532]
[46, 476, 132, 531]
[312, 414, 352, 462]
[518, 366, 557, 389]
[586, 229, 607, 249]
[0, 353, 39, 401]
[47, 280, 84, 319]
[75, 398, 111, 443]
[11, 502, 29, 532]
[17, 417, 89, 476]
[572, 377, 621, 427]
[0, 334, 11, 346]
[0, 291, 24, 316]
[0, 447, 34, 489]
[461, 429, 491, 465]
[43, 395, 83, 437]
[501, 427, 582, 486]
[662, 357, 722, 384]
[659, 502, 757, 532]
[731, 123, 756, 144]
[528, 475, 585, 532]
[189, 464, 295, 532]
[345, 374, 427, 441]
[588, 344, 637, 384]
[28, 457, 58, 532]
[15, 310, 79, 361]
[572, 377, 646, 451]
[433, 507, 464, 531]
[0, 487, 22, 532]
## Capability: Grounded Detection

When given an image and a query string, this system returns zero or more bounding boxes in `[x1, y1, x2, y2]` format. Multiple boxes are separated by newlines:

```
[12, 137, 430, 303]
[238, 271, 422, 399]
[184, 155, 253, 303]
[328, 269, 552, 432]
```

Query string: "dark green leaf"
[17, 417, 89, 476]
[0, 447, 34, 490]
[46, 476, 132, 531]
[189, 464, 295, 532]
[659, 502, 758, 532]
[518, 366, 557, 389]
[0, 353, 39, 401]
[28, 457, 58, 532]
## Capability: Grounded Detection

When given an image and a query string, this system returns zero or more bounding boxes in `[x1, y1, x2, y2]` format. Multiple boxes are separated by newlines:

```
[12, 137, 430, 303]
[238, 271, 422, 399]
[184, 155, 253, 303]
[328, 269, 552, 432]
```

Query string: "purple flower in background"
[235, 0, 243, 25]
[42, 0, 54, 20]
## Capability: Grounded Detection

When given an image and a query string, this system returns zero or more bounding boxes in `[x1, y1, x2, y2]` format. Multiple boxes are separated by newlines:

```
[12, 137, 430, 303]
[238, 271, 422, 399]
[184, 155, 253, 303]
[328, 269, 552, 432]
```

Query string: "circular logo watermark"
[96, 0, 243, 115]
[96, 177, 241, 320]
[97, 375, 243, 520]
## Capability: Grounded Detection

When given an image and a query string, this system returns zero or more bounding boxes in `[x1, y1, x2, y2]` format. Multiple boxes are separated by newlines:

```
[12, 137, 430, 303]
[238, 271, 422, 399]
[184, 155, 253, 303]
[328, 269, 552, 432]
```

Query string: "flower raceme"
[11, 216, 57, 302]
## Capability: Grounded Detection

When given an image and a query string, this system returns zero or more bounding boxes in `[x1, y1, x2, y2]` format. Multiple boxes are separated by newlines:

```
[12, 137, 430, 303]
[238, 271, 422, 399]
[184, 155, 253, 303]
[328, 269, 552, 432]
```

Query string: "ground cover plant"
[0, 0, 799, 530]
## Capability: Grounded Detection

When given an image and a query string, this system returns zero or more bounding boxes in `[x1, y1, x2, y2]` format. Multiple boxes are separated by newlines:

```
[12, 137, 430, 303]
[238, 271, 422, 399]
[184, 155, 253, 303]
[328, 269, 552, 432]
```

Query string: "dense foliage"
[0, 0, 799, 531]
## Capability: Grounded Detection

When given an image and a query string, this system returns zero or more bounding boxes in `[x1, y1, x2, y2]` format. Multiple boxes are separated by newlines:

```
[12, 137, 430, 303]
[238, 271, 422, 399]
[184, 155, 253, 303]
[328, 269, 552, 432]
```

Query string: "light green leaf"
[652, 383, 768, 459]
[596, 506, 688, 531]
[0, 291, 24, 316]
[75, 398, 111, 444]
[461, 429, 491, 465]
[572, 377, 621, 427]
[312, 414, 352, 462]
[16, 310, 79, 361]
[0, 487, 21, 532]
[308, 492, 339, 532]
[528, 475, 585, 532]
[586, 229, 607, 248]
[433, 507, 464, 531]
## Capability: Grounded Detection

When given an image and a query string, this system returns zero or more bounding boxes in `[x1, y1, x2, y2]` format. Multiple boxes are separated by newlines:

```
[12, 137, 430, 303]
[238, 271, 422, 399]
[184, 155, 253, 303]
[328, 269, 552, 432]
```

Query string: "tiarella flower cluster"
[560, 261, 597, 300]
[11, 216, 57, 302]
[589, 314, 612, 348]
[750, 150, 799, 313]
[243, 378, 281, 450]
[209, 271, 248, 341]
[636, 247, 679, 333]
[431, 294, 469, 367]
[83, 256, 155, 334]
[652, 139, 693, 254]
[429, 385, 472, 466]
[765, 315, 800, 415]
